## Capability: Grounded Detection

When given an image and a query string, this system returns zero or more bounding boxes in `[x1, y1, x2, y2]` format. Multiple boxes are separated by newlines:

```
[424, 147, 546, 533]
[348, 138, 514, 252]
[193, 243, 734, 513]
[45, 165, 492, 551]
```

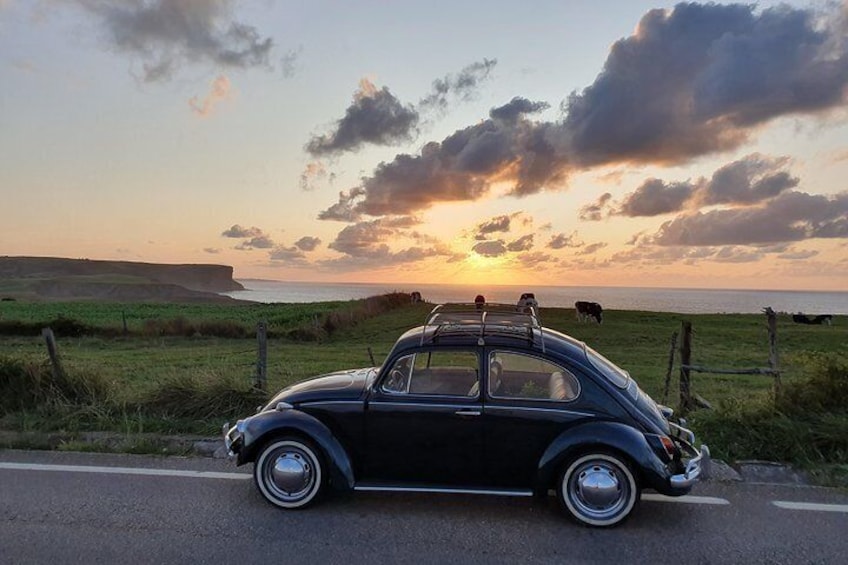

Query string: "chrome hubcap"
[265, 448, 314, 501]
[567, 460, 629, 520]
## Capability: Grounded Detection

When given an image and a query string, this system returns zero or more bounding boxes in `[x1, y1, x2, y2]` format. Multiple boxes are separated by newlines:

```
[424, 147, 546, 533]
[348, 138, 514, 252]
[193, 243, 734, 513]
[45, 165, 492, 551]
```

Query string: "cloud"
[203, 247, 221, 254]
[647, 191, 848, 246]
[318, 187, 366, 221]
[269, 245, 306, 263]
[280, 46, 302, 78]
[306, 78, 419, 156]
[562, 2, 848, 166]
[490, 97, 550, 123]
[472, 240, 507, 257]
[577, 242, 608, 255]
[474, 214, 514, 240]
[294, 236, 321, 252]
[324, 218, 451, 270]
[506, 234, 534, 252]
[420, 58, 498, 111]
[548, 231, 583, 249]
[71, 0, 274, 82]
[235, 235, 275, 250]
[221, 224, 263, 238]
[578, 193, 613, 221]
[188, 74, 231, 117]
[300, 161, 334, 192]
[587, 154, 800, 219]
[513, 251, 557, 269]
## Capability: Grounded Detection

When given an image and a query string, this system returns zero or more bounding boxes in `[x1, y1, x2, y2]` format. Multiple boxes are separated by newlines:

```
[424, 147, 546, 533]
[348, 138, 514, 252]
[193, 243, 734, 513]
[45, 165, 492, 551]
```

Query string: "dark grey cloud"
[280, 46, 302, 78]
[578, 193, 613, 221]
[235, 235, 275, 250]
[318, 187, 366, 222]
[507, 234, 534, 252]
[269, 246, 306, 263]
[490, 97, 550, 123]
[475, 214, 513, 239]
[420, 58, 498, 111]
[294, 236, 321, 252]
[648, 191, 848, 246]
[72, 0, 274, 82]
[320, 2, 848, 220]
[548, 231, 583, 249]
[590, 154, 800, 219]
[324, 218, 452, 269]
[577, 242, 608, 255]
[472, 240, 507, 257]
[562, 2, 848, 166]
[514, 251, 556, 269]
[306, 79, 419, 156]
[221, 224, 264, 238]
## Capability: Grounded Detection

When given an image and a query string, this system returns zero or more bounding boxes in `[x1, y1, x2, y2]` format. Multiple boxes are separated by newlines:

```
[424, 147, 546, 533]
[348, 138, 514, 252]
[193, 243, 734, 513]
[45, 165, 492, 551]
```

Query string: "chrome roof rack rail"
[420, 303, 545, 352]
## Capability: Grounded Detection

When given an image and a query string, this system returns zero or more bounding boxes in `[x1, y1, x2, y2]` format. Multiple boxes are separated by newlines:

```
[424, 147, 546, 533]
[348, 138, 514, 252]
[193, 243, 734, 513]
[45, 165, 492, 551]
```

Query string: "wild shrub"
[289, 292, 413, 341]
[139, 373, 266, 420]
[693, 355, 848, 465]
[0, 355, 112, 413]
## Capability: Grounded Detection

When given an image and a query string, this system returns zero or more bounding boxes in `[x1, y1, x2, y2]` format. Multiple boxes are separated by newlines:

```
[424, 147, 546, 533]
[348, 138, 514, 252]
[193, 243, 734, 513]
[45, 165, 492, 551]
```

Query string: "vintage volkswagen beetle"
[224, 303, 709, 527]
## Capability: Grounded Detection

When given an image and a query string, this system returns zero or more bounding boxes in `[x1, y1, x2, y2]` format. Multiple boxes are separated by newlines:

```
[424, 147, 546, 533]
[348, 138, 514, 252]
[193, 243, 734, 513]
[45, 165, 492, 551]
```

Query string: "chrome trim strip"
[354, 485, 534, 497]
[484, 405, 595, 418]
[297, 400, 365, 407]
[371, 401, 483, 410]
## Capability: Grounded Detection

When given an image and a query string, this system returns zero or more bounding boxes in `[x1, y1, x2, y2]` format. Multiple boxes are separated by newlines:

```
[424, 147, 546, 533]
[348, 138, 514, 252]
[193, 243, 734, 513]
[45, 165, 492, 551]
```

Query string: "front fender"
[239, 409, 355, 491]
[536, 421, 671, 494]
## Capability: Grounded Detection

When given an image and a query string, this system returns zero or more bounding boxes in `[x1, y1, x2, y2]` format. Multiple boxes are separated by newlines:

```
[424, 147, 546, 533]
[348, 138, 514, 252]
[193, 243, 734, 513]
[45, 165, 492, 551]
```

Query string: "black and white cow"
[575, 301, 603, 324]
[792, 313, 833, 325]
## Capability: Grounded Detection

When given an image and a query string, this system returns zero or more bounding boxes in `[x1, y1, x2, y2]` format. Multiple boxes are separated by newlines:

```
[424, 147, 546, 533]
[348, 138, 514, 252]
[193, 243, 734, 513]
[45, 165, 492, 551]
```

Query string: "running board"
[353, 484, 534, 497]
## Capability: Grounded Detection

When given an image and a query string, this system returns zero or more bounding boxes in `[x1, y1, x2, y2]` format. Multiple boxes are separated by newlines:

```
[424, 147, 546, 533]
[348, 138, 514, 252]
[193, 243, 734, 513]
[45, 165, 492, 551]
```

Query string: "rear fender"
[536, 421, 669, 494]
[239, 409, 355, 491]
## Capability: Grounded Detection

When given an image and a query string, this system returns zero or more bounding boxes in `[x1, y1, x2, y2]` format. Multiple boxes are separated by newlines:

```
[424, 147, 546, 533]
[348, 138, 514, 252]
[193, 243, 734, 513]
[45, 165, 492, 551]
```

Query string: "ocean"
[224, 280, 848, 315]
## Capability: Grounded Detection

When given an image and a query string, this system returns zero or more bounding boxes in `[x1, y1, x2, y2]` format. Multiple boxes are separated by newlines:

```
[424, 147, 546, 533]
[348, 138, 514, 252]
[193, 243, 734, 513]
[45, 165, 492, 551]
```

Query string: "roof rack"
[421, 303, 545, 352]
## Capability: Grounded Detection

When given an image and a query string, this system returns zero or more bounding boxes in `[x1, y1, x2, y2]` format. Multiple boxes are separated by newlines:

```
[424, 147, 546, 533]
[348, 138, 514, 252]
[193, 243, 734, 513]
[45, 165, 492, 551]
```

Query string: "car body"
[224, 303, 709, 527]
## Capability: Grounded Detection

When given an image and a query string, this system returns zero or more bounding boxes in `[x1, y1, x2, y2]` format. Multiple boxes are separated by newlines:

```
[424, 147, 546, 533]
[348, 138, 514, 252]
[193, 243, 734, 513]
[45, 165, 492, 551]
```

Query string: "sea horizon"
[225, 279, 848, 315]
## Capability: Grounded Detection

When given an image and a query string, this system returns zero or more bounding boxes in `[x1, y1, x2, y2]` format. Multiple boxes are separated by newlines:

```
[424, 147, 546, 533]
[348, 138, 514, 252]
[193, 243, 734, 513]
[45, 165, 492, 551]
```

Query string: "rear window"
[585, 346, 630, 389]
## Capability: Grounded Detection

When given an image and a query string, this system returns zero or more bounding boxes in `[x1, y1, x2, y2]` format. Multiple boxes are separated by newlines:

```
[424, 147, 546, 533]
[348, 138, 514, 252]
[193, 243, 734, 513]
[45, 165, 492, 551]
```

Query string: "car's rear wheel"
[254, 436, 324, 509]
[558, 451, 639, 527]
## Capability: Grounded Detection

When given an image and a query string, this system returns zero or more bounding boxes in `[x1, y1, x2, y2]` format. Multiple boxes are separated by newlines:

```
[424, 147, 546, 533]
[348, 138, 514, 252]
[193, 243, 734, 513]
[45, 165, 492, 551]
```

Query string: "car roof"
[389, 303, 588, 362]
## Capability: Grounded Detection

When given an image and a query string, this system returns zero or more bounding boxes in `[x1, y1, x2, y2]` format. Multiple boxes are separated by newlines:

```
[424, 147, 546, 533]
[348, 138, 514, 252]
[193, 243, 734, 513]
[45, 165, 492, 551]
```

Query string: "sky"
[1, 0, 847, 291]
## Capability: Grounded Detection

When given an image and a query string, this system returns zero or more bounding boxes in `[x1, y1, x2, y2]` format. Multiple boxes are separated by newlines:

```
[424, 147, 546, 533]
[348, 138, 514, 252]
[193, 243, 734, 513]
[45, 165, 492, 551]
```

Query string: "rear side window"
[489, 351, 580, 401]
[585, 346, 630, 389]
[381, 350, 480, 397]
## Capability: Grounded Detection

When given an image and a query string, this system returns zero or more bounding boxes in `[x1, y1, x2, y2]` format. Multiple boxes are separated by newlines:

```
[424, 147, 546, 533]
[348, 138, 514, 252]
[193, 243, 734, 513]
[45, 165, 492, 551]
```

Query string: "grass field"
[1, 299, 846, 477]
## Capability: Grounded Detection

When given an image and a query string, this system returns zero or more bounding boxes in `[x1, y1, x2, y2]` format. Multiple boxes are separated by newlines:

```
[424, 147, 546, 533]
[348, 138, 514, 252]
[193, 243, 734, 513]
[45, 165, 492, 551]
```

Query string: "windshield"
[585, 345, 630, 389]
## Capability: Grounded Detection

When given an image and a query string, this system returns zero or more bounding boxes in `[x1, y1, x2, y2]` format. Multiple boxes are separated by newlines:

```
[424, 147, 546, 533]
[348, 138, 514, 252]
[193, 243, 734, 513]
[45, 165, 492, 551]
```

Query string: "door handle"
[454, 409, 481, 417]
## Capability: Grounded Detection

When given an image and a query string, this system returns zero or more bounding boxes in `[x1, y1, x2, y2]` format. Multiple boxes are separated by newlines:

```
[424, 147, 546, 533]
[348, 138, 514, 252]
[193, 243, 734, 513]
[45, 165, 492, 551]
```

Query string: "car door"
[482, 349, 591, 488]
[364, 348, 483, 485]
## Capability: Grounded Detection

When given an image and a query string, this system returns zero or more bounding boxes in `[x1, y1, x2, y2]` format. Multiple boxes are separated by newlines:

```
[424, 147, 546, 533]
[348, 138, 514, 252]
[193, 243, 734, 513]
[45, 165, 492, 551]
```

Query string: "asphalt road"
[1, 450, 847, 564]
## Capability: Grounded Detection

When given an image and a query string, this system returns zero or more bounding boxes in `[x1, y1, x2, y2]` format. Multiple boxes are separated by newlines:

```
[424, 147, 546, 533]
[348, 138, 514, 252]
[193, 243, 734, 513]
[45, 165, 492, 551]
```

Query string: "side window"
[381, 350, 480, 397]
[489, 351, 580, 401]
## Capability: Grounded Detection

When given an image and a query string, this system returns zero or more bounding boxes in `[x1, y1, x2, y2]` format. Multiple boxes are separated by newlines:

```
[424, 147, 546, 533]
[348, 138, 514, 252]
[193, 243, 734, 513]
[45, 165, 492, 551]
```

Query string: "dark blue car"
[224, 303, 709, 527]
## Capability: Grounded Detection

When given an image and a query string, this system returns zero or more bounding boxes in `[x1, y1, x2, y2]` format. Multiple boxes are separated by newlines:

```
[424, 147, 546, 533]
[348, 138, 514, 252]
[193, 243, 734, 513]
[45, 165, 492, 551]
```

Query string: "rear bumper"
[670, 444, 711, 489]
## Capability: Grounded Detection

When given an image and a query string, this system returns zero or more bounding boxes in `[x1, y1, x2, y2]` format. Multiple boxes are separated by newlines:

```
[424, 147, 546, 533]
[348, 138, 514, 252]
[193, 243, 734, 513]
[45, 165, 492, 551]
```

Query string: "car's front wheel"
[558, 451, 639, 527]
[254, 436, 324, 509]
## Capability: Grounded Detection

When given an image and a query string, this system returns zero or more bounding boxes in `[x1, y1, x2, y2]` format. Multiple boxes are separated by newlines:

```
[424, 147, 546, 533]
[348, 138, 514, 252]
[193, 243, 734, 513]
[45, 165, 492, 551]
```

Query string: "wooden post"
[121, 311, 128, 335]
[662, 331, 678, 405]
[255, 321, 267, 391]
[679, 321, 693, 413]
[367, 347, 376, 366]
[764, 307, 780, 398]
[41, 328, 64, 380]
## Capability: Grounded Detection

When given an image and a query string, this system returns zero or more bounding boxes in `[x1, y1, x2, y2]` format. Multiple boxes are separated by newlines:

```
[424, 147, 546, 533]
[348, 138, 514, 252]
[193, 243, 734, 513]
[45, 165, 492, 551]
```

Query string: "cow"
[792, 313, 832, 325]
[474, 295, 486, 310]
[410, 291, 422, 303]
[517, 292, 539, 313]
[575, 301, 603, 324]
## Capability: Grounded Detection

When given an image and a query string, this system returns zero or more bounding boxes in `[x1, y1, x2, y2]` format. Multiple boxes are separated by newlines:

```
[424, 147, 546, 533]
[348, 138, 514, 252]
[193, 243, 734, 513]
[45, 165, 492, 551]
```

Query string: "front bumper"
[668, 421, 711, 489]
[222, 421, 243, 461]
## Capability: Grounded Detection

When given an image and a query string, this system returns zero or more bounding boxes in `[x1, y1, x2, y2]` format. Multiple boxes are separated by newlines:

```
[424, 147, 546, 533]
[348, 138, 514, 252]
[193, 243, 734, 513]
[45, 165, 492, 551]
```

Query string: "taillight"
[660, 435, 677, 458]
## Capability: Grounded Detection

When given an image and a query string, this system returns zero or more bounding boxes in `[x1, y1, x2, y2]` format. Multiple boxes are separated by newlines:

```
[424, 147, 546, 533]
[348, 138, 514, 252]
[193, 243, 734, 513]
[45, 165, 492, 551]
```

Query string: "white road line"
[0, 462, 250, 480]
[772, 501, 848, 513]
[641, 493, 730, 505]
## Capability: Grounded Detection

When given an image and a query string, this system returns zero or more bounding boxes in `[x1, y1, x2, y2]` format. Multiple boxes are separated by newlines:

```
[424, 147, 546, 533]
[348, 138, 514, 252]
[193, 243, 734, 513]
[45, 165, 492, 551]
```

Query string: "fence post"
[367, 347, 376, 366]
[679, 321, 692, 413]
[764, 307, 780, 398]
[662, 331, 678, 405]
[255, 321, 267, 391]
[41, 327, 64, 380]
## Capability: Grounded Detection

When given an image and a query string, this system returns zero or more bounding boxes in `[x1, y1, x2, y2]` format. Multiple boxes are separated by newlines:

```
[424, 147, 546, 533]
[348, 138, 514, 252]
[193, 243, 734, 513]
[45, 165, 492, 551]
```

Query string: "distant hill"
[0, 256, 245, 303]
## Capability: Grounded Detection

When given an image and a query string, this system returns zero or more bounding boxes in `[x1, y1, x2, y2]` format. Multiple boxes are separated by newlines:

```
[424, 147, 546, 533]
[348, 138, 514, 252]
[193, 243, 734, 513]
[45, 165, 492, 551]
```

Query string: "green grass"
[0, 299, 846, 478]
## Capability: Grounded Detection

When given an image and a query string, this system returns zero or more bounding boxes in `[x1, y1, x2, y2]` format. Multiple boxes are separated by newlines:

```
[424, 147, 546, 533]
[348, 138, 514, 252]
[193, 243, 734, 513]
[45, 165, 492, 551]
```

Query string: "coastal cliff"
[0, 256, 244, 302]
